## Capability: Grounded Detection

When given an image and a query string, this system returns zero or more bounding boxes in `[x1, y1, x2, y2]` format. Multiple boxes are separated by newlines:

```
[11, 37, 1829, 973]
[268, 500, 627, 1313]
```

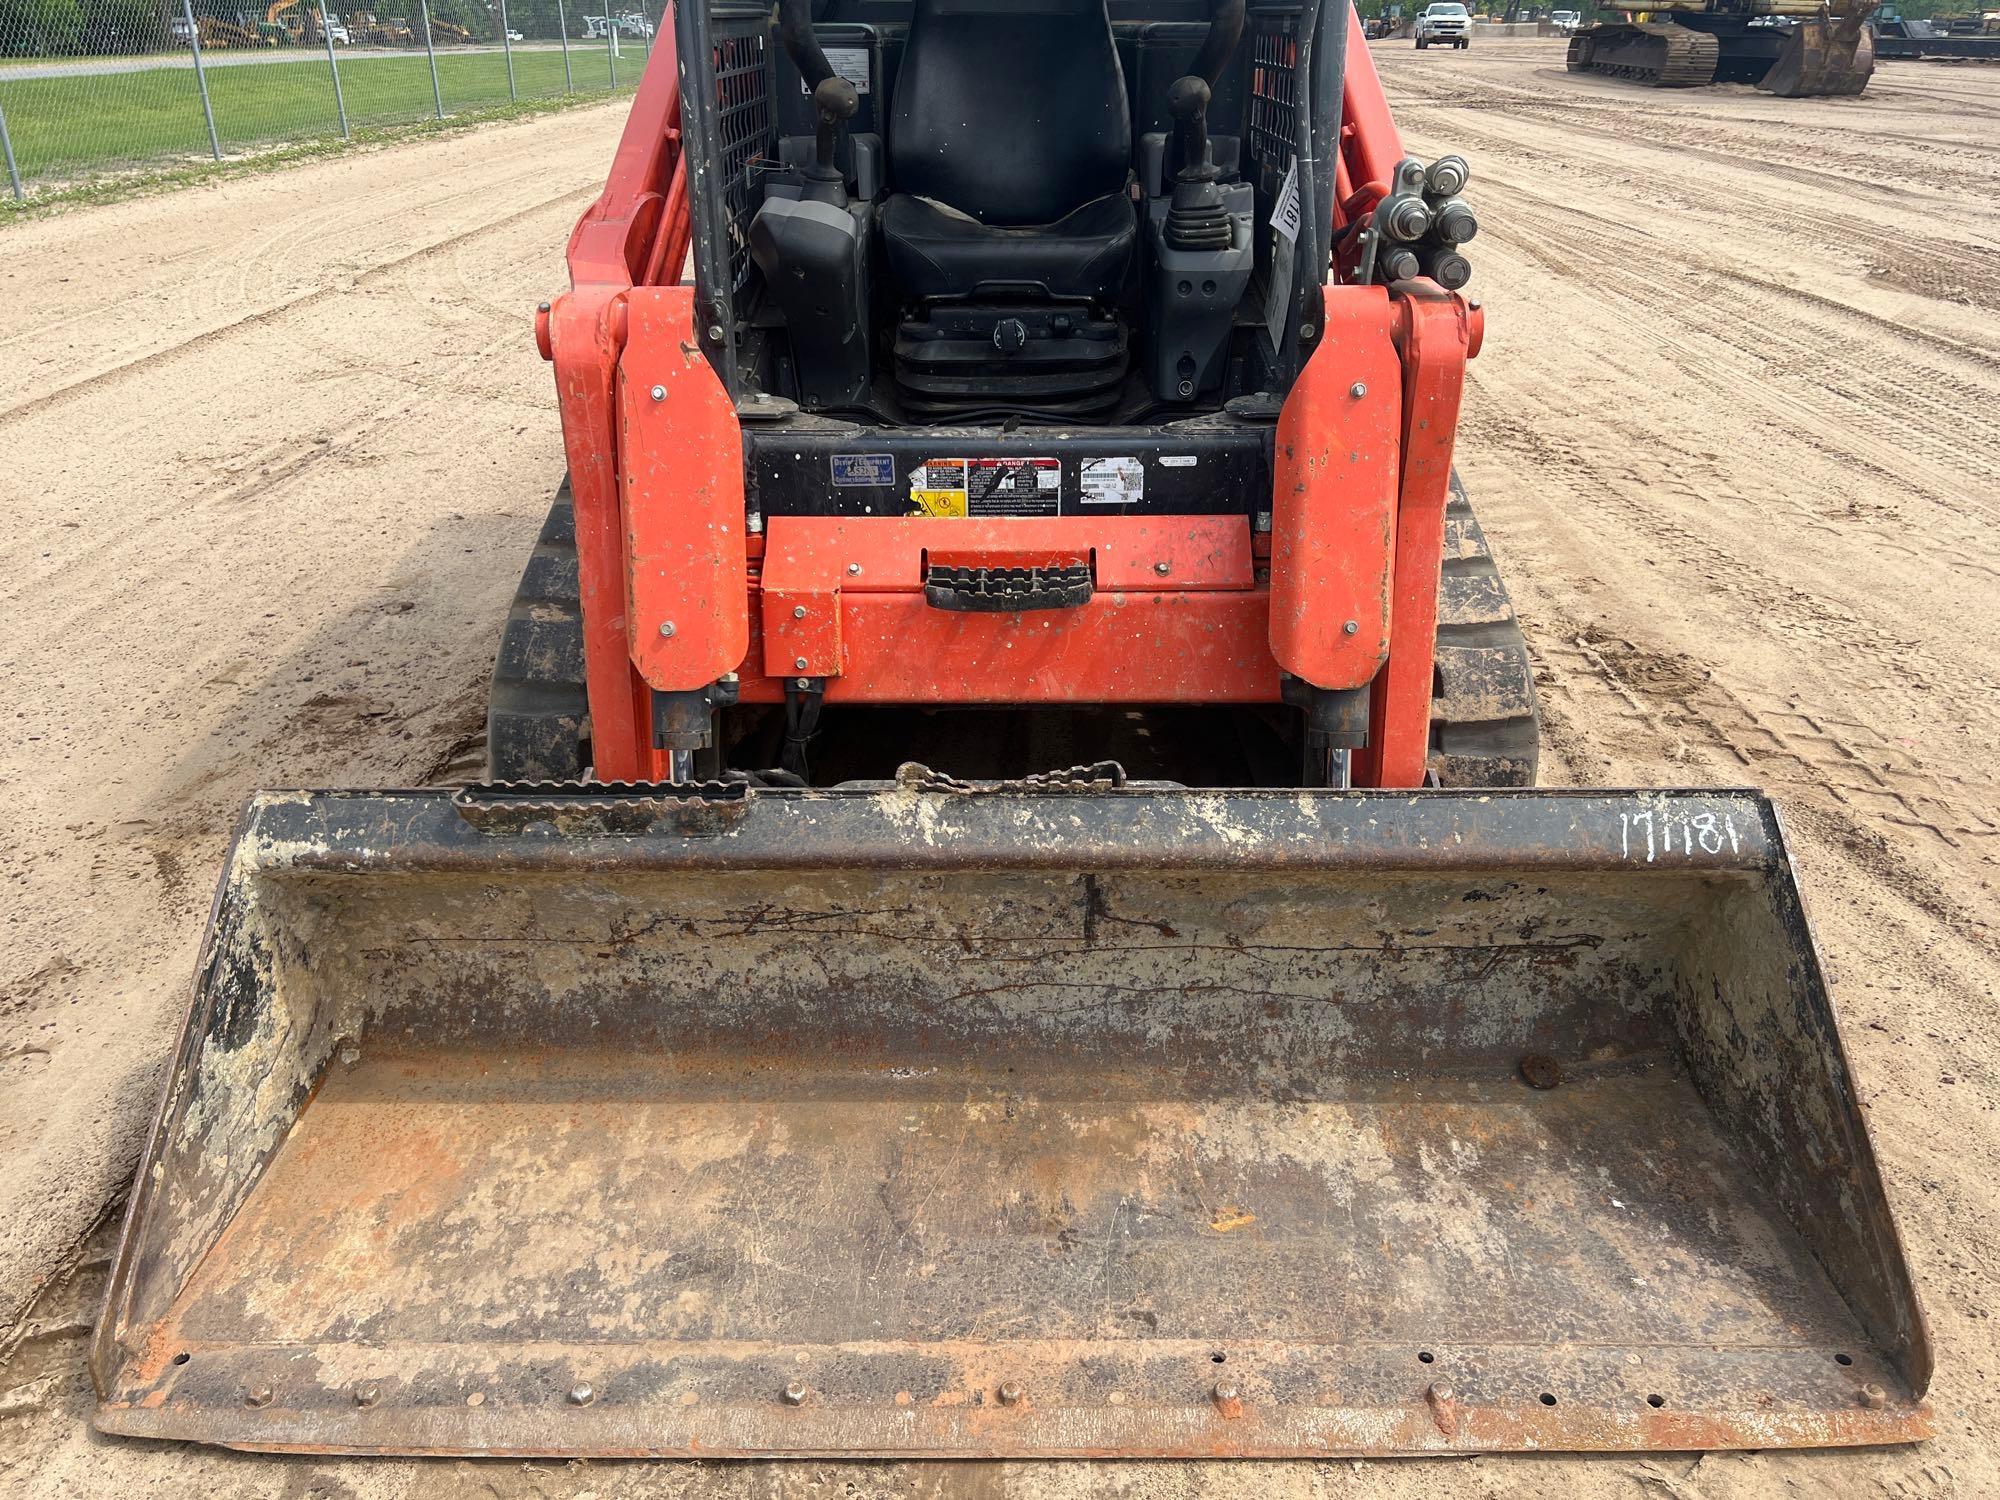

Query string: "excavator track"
[1568, 20, 1720, 87]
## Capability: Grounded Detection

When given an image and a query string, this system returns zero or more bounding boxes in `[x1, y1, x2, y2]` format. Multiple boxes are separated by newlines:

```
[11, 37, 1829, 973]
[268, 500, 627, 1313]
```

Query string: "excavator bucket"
[93, 781, 1930, 1458]
[1760, 15, 1876, 96]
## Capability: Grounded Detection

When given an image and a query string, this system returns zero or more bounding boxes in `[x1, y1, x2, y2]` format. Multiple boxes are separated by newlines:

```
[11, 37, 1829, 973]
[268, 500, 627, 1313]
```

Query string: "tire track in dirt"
[0, 182, 598, 429]
[0, 108, 623, 1428]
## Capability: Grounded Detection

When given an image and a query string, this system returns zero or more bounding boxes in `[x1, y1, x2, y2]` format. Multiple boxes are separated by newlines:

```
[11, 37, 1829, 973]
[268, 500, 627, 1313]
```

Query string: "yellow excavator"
[1570, 0, 1879, 94]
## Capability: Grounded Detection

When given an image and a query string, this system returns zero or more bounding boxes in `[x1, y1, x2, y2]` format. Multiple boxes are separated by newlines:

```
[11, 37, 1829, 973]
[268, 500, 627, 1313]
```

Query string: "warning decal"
[909, 457, 1060, 517]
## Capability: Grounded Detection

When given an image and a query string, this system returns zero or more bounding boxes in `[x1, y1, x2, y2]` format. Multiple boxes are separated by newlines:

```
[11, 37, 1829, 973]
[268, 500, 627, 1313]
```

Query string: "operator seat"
[880, 0, 1138, 414]
[881, 0, 1137, 299]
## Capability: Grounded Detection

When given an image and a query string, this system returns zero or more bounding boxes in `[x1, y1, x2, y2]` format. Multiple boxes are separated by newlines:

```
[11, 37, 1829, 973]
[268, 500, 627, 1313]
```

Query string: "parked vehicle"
[1570, 0, 1876, 93]
[1416, 1, 1472, 47]
[1552, 9, 1581, 31]
[583, 11, 653, 38]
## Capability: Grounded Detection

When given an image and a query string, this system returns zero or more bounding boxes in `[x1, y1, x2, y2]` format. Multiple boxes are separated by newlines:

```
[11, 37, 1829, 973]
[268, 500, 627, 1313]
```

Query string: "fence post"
[556, 0, 573, 91]
[181, 0, 224, 161]
[318, 0, 350, 139]
[606, 10, 617, 86]
[418, 0, 446, 119]
[0, 101, 22, 202]
[499, 0, 518, 100]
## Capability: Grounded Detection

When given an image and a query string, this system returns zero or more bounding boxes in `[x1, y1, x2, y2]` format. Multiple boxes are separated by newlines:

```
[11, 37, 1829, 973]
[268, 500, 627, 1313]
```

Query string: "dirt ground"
[2, 36, 1995, 1500]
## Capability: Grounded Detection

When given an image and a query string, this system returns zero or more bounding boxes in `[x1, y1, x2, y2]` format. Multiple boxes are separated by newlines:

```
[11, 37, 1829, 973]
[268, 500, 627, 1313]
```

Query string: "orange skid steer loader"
[93, 0, 1929, 1461]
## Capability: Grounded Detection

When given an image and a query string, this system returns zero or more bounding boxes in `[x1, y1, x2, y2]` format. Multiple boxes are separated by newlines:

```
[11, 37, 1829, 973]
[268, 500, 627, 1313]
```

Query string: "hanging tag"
[1263, 158, 1303, 347]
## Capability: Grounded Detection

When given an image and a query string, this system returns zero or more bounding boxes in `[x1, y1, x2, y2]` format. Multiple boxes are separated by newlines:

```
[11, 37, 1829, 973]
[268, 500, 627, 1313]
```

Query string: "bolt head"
[659, 621, 675, 638]
[1343, 619, 1359, 635]
[649, 383, 666, 402]
[747, 513, 765, 534]
[1859, 1382, 1888, 1410]
[707, 324, 727, 343]
[792, 605, 807, 619]
[847, 562, 861, 575]
[794, 657, 809, 671]
[1350, 381, 1368, 399]
[782, 1380, 809, 1406]
[537, 300, 551, 313]
[997, 1381, 1024, 1406]
[795, 676, 812, 690]
[1520, 1053, 1564, 1090]
[354, 1382, 381, 1408]
[567, 1381, 595, 1407]
[1427, 1379, 1455, 1404]
[1154, 561, 1172, 576]
[1299, 323, 1317, 340]
[1212, 1379, 1241, 1405]
[243, 1385, 274, 1409]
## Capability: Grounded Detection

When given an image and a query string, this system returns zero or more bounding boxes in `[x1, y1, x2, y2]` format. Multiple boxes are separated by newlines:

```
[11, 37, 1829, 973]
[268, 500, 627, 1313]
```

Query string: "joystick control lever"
[808, 76, 859, 201]
[1164, 76, 1229, 251]
[776, 0, 857, 203]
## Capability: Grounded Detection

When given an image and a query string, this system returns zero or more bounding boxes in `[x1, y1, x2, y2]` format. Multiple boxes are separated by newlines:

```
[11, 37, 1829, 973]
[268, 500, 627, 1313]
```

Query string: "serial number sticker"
[1618, 807, 1744, 862]
[831, 452, 894, 487]
[1079, 456, 1145, 505]
[1159, 455, 1199, 468]
[909, 457, 1059, 517]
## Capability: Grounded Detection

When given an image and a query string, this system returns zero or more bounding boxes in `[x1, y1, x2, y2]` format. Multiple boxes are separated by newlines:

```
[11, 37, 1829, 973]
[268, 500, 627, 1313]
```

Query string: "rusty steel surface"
[94, 787, 1930, 1457]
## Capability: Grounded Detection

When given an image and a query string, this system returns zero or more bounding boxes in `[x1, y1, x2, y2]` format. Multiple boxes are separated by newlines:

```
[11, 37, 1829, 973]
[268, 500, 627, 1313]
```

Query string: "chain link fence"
[0, 0, 663, 198]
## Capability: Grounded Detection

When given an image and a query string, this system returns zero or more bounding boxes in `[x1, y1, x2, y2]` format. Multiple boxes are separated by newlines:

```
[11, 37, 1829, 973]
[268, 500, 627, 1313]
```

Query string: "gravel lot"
[1, 39, 1995, 1499]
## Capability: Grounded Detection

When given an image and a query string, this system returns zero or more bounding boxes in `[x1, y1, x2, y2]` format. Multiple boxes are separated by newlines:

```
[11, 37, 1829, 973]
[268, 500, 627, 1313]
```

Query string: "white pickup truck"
[1415, 1, 1472, 48]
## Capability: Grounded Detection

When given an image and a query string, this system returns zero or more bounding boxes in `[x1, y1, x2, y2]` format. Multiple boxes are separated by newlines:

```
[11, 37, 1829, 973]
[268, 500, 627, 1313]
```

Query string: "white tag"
[1079, 457, 1145, 505]
[1264, 232, 1296, 347]
[802, 46, 871, 94]
[1270, 157, 1302, 244]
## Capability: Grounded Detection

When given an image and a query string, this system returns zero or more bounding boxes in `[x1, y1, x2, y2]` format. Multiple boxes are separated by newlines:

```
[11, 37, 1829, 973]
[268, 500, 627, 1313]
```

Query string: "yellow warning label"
[911, 489, 968, 518]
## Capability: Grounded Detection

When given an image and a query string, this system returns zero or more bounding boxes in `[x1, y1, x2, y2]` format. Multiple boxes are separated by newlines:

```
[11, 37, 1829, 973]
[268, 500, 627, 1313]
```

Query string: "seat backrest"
[888, 0, 1131, 228]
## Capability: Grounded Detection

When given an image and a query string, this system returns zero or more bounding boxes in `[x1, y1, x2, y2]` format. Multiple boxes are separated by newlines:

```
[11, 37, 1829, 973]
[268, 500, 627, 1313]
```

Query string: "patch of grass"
[0, 41, 651, 184]
[0, 85, 629, 222]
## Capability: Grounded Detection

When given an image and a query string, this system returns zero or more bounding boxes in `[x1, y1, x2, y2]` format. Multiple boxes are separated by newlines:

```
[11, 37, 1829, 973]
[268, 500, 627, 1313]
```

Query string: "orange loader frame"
[534, 4, 1482, 787]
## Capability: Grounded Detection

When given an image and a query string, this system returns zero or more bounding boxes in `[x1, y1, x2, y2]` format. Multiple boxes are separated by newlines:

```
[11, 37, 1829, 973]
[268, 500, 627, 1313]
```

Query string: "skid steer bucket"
[1760, 12, 1876, 96]
[94, 782, 1929, 1458]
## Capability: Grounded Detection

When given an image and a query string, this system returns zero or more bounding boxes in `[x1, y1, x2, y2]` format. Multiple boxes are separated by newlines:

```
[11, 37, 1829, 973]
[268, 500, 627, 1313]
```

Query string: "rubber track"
[1430, 472, 1542, 787]
[486, 480, 590, 782]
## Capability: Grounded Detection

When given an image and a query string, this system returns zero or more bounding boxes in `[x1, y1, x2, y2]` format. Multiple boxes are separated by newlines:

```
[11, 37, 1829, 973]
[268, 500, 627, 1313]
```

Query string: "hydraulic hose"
[1188, 0, 1248, 85]
[773, 0, 833, 88]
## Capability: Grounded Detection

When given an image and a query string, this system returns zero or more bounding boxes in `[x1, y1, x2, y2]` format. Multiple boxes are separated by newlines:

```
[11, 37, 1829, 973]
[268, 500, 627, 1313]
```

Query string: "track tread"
[1431, 473, 1542, 788]
[487, 480, 591, 783]
[1570, 19, 1719, 86]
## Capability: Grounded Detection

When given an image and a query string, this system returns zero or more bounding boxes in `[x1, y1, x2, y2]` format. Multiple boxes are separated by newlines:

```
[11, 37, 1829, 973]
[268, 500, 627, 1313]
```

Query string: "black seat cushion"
[888, 0, 1130, 229]
[881, 191, 1138, 302]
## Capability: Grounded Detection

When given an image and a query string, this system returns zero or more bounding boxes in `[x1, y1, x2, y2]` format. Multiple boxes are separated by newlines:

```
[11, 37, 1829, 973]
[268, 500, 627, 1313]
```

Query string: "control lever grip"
[812, 75, 858, 178]
[1167, 75, 1213, 175]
